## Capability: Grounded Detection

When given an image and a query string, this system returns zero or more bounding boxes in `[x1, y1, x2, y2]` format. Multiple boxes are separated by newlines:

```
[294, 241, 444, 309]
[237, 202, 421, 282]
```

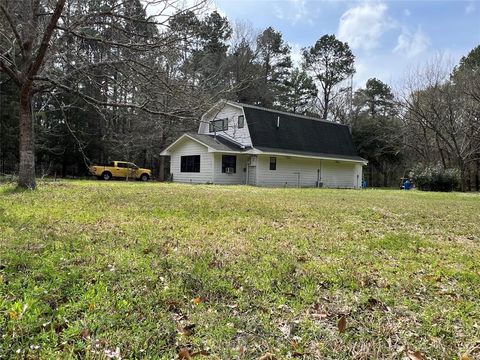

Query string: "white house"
[160, 100, 367, 188]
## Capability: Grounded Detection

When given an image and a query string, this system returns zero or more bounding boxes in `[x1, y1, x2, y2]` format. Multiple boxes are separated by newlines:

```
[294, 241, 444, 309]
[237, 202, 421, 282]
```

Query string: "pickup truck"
[89, 161, 151, 181]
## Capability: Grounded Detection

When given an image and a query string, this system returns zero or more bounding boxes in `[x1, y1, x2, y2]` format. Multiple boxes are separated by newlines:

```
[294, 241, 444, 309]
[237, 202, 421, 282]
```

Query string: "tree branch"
[0, 4, 25, 59]
[27, 0, 66, 83]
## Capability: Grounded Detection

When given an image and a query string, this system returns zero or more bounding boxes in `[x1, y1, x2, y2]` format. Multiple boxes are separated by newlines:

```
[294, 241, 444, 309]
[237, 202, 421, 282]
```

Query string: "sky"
[213, 0, 480, 89]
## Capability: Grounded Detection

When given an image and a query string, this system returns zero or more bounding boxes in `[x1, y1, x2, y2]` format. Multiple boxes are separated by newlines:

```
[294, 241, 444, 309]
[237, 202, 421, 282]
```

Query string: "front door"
[248, 166, 256, 185]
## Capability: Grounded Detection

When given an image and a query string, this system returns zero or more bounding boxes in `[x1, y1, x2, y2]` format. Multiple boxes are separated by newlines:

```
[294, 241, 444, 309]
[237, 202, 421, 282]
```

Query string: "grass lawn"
[1, 181, 479, 359]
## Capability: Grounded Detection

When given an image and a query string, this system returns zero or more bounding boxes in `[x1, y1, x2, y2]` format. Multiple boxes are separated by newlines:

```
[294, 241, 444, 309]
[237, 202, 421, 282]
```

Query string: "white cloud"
[465, 2, 475, 14]
[403, 9, 411, 17]
[337, 2, 396, 51]
[273, 0, 317, 25]
[393, 26, 430, 58]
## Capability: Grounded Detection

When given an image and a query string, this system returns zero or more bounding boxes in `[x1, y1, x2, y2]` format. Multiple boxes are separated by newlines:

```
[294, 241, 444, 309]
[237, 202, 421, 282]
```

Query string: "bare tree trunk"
[322, 90, 329, 120]
[476, 160, 480, 191]
[459, 160, 467, 192]
[159, 156, 165, 181]
[18, 90, 36, 189]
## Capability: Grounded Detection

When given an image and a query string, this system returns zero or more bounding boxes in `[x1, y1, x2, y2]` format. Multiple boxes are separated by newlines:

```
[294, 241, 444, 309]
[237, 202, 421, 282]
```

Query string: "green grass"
[1, 181, 479, 359]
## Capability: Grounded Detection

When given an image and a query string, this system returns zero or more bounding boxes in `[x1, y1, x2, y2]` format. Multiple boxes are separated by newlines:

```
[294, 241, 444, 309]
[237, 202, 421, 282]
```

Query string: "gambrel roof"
[238, 103, 361, 160]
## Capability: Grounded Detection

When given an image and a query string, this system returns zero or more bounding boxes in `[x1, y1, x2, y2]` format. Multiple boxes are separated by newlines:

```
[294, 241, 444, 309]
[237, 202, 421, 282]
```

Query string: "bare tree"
[400, 56, 480, 190]
[0, 0, 208, 189]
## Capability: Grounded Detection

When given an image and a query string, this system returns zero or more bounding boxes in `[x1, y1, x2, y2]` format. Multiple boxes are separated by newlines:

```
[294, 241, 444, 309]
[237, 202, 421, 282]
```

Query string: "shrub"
[413, 164, 460, 192]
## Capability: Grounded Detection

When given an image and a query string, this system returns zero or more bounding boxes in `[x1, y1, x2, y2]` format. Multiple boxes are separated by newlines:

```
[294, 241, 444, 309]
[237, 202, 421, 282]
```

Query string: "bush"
[413, 164, 460, 192]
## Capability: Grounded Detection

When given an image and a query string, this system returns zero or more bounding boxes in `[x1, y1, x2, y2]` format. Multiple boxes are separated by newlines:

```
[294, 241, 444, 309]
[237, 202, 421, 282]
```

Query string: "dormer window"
[209, 118, 228, 132]
[238, 115, 244, 129]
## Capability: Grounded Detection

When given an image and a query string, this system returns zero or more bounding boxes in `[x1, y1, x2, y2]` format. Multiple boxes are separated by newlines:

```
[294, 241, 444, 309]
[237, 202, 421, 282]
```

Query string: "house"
[160, 100, 367, 188]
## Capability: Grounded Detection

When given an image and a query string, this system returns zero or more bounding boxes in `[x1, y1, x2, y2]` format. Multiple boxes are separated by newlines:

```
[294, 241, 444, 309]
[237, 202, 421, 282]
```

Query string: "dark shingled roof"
[239, 103, 363, 160]
[187, 133, 249, 152]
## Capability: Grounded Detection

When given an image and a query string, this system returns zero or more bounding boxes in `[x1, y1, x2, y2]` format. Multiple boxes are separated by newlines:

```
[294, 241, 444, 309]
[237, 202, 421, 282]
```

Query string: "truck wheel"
[102, 172, 112, 180]
[140, 173, 149, 181]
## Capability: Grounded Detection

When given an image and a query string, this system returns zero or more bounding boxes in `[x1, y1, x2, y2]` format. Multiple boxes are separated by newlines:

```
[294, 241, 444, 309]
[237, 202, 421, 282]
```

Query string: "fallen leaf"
[291, 341, 304, 357]
[178, 348, 191, 359]
[337, 315, 347, 334]
[165, 299, 180, 311]
[80, 328, 90, 339]
[179, 323, 196, 336]
[191, 297, 202, 305]
[191, 349, 210, 357]
[366, 297, 389, 311]
[8, 310, 18, 319]
[258, 352, 277, 360]
[461, 354, 471, 360]
[407, 350, 424, 360]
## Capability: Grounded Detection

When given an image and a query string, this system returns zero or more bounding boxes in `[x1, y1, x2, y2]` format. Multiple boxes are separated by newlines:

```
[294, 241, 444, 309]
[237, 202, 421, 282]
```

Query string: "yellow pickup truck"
[89, 161, 151, 181]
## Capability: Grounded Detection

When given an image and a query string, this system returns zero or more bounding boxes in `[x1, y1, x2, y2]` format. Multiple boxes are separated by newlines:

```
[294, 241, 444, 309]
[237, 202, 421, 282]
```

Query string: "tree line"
[1, 0, 479, 190]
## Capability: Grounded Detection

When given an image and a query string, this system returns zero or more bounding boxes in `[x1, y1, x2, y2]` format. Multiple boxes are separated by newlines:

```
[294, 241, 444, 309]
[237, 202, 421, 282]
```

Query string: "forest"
[1, 0, 479, 190]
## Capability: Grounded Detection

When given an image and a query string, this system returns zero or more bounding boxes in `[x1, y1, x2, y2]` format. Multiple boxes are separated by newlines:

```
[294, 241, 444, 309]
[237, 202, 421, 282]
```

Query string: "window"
[238, 115, 245, 129]
[181, 155, 200, 172]
[269, 157, 276, 170]
[222, 155, 236, 173]
[117, 162, 128, 168]
[209, 118, 228, 132]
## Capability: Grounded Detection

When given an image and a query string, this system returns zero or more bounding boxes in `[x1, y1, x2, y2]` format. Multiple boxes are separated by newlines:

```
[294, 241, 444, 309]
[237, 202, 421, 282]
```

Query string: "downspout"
[317, 160, 323, 187]
[245, 158, 249, 185]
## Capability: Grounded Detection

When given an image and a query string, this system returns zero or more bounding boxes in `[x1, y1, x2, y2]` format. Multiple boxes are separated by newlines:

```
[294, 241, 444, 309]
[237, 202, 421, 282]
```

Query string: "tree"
[354, 78, 395, 117]
[256, 27, 291, 107]
[0, 74, 19, 174]
[278, 68, 316, 114]
[400, 55, 480, 190]
[0, 0, 208, 189]
[451, 45, 480, 190]
[0, 0, 67, 188]
[352, 78, 403, 187]
[452, 45, 480, 77]
[226, 21, 262, 104]
[303, 34, 355, 120]
[195, 11, 232, 92]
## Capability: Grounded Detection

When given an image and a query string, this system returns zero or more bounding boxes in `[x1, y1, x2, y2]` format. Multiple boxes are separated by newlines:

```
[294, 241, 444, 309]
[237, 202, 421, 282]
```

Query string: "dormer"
[198, 100, 253, 147]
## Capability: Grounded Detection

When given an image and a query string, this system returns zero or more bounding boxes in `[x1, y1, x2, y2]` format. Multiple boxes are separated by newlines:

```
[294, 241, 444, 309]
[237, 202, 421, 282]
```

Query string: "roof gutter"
[252, 149, 368, 165]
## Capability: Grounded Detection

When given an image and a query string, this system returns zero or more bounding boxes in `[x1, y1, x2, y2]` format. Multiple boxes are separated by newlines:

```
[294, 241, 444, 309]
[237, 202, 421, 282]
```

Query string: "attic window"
[209, 118, 228, 132]
[238, 115, 244, 129]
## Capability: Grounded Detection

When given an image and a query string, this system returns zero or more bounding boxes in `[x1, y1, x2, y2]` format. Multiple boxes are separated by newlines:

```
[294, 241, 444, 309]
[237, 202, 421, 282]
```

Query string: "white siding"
[322, 161, 357, 188]
[213, 153, 248, 185]
[254, 155, 359, 188]
[256, 155, 321, 187]
[354, 164, 363, 189]
[198, 104, 252, 147]
[170, 138, 214, 183]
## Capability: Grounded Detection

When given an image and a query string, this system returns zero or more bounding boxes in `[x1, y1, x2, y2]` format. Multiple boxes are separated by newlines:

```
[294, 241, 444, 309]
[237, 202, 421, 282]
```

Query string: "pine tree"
[279, 68, 317, 114]
[303, 34, 355, 120]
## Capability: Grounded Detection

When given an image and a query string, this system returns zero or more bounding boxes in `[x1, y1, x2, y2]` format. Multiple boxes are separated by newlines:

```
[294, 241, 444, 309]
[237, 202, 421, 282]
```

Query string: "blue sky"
[214, 0, 480, 89]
